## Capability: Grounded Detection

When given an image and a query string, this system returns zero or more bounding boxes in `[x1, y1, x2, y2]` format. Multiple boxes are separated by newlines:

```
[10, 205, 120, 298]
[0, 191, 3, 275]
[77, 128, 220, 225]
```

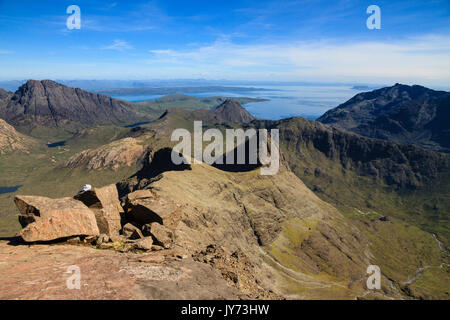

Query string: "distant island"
[351, 85, 381, 91]
[95, 86, 270, 96]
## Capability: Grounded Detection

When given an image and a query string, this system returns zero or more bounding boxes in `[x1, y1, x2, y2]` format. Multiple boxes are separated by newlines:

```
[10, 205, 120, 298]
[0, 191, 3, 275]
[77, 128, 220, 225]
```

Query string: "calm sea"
[111, 84, 362, 120]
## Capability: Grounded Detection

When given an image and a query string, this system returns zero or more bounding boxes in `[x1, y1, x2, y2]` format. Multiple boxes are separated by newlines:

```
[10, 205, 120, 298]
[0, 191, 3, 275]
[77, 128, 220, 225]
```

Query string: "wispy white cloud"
[145, 34, 450, 85]
[102, 39, 133, 51]
[104, 2, 118, 10]
[82, 16, 156, 32]
[0, 50, 13, 54]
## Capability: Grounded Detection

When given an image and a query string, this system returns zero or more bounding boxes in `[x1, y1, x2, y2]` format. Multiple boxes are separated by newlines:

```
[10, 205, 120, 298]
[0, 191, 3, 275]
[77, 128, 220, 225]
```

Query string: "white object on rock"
[78, 184, 92, 194]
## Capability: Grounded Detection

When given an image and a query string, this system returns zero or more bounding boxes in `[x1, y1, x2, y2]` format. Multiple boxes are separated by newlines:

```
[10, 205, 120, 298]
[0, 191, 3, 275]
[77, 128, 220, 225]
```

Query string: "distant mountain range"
[0, 79, 383, 92]
[318, 84, 450, 153]
[0, 80, 149, 139]
[1, 80, 449, 154]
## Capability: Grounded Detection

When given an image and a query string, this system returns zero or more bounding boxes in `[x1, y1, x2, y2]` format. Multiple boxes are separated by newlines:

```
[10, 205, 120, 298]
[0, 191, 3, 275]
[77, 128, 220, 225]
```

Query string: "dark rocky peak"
[13, 80, 64, 98]
[380, 83, 446, 100]
[0, 80, 148, 137]
[348, 83, 448, 106]
[317, 84, 450, 153]
[213, 98, 255, 123]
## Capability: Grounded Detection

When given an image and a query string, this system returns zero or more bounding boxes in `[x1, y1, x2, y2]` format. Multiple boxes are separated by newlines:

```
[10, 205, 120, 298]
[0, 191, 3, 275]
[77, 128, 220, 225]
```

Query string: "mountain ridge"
[317, 83, 450, 153]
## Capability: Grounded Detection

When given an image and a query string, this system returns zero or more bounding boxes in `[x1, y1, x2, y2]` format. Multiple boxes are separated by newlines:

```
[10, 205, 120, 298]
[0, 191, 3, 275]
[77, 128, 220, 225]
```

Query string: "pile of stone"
[15, 185, 181, 252]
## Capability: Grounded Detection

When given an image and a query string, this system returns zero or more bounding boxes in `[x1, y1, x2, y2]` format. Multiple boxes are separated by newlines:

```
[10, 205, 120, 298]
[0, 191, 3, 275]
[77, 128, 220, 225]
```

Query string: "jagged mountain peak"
[15, 79, 71, 96]
[0, 80, 149, 138]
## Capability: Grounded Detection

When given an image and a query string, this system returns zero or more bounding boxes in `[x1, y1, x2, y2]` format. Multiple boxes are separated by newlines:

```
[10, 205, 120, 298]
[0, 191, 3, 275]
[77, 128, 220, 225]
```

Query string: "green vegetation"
[406, 266, 450, 299]
[273, 117, 450, 250]
[287, 147, 450, 249]
[269, 217, 319, 273]
[361, 218, 443, 281]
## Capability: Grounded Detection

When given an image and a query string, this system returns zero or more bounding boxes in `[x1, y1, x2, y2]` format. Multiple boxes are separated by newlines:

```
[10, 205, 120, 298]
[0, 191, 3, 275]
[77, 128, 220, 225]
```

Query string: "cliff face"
[62, 137, 149, 171]
[0, 80, 149, 138]
[317, 84, 450, 153]
[259, 117, 449, 189]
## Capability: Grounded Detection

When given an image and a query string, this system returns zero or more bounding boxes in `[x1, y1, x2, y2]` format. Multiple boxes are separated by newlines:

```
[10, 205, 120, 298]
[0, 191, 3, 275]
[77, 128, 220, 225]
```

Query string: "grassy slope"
[270, 118, 449, 298]
[266, 117, 449, 249]
[280, 136, 450, 248]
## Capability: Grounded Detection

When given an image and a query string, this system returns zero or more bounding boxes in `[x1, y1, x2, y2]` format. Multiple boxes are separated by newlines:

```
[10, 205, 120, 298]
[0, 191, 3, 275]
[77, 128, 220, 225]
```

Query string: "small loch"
[0, 185, 22, 195]
[47, 141, 66, 148]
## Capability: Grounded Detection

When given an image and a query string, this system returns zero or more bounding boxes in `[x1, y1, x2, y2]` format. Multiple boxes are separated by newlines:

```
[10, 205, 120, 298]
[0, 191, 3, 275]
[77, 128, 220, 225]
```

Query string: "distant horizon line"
[1, 78, 449, 92]
[0, 78, 385, 85]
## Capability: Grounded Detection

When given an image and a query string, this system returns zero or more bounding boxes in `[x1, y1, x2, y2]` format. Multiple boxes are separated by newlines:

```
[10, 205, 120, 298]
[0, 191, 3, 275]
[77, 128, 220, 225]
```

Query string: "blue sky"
[0, 0, 449, 85]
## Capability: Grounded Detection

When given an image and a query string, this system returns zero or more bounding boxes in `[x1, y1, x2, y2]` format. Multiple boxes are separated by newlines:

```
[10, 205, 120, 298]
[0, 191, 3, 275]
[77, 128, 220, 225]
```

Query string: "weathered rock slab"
[0, 241, 242, 300]
[15, 195, 99, 242]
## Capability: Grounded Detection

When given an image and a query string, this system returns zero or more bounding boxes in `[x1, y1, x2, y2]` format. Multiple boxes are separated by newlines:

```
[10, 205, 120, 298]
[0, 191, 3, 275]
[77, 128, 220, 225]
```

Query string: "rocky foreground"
[0, 147, 291, 299]
[0, 146, 441, 300]
[0, 241, 249, 299]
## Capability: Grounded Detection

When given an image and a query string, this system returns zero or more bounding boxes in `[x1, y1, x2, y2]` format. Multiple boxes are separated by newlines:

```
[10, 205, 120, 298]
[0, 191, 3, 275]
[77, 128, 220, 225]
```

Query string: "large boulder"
[146, 222, 173, 248]
[122, 223, 143, 240]
[124, 189, 181, 228]
[15, 195, 99, 242]
[74, 184, 123, 240]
